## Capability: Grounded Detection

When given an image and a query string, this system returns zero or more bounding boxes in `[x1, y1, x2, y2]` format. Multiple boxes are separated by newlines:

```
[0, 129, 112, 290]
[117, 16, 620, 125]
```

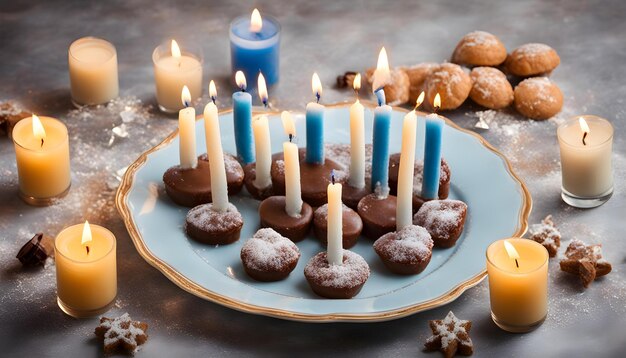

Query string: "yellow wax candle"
[55, 221, 117, 318]
[153, 39, 203, 112]
[68, 37, 119, 106]
[396, 109, 417, 230]
[12, 115, 71, 205]
[349, 73, 365, 189]
[486, 238, 549, 332]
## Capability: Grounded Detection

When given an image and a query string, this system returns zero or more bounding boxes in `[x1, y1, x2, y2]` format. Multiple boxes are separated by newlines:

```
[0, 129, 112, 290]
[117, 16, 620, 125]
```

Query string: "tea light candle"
[396, 109, 418, 230]
[348, 73, 365, 189]
[12, 115, 71, 205]
[204, 83, 229, 211]
[282, 111, 303, 217]
[557, 115, 614, 208]
[152, 39, 203, 113]
[422, 94, 444, 200]
[327, 173, 343, 266]
[55, 221, 117, 318]
[486, 238, 549, 333]
[68, 37, 119, 107]
[230, 8, 281, 88]
[233, 71, 255, 164]
[178, 86, 197, 169]
[371, 47, 392, 194]
[306, 72, 325, 164]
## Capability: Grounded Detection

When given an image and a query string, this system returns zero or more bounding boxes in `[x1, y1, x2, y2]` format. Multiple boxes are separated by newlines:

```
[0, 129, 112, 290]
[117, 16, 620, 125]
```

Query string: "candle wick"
[183, 101, 190, 108]
[211, 96, 216, 105]
[515, 258, 519, 268]
[434, 105, 440, 114]
[86, 245, 90, 255]
[289, 134, 293, 143]
[330, 169, 335, 185]
[263, 98, 268, 108]
[582, 131, 588, 146]
[240, 86, 246, 93]
[40, 138, 44, 148]
[316, 92, 320, 104]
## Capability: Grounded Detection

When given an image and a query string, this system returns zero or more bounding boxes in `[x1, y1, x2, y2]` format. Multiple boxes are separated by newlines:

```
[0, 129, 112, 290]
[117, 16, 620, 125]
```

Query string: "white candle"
[203, 84, 229, 212]
[178, 86, 197, 169]
[396, 110, 417, 229]
[349, 73, 365, 189]
[68, 37, 119, 106]
[281, 111, 303, 217]
[252, 115, 272, 189]
[327, 179, 343, 266]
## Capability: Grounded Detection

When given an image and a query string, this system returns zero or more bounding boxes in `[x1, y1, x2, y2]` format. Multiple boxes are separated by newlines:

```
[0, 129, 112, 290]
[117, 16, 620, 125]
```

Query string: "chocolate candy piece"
[357, 193, 397, 240]
[259, 196, 313, 242]
[313, 204, 362, 249]
[16, 233, 54, 267]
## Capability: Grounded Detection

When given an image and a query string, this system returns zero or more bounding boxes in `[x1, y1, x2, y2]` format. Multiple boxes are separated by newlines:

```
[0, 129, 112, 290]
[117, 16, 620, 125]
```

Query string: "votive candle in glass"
[68, 37, 119, 107]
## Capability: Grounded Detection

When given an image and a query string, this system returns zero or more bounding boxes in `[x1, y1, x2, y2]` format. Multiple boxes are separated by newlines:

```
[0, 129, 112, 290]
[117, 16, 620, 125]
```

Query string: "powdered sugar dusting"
[240, 228, 300, 271]
[304, 251, 369, 289]
[459, 31, 499, 48]
[513, 43, 553, 60]
[374, 225, 433, 263]
[413, 200, 467, 241]
[198, 152, 242, 173]
[185, 203, 243, 231]
[314, 203, 352, 221]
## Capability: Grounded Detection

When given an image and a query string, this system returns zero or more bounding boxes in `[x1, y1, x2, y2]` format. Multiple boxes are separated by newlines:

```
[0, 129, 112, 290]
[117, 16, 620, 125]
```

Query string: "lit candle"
[282, 111, 303, 217]
[178, 86, 197, 169]
[252, 115, 272, 189]
[422, 93, 444, 200]
[486, 238, 549, 332]
[557, 115, 614, 208]
[230, 8, 281, 88]
[68, 37, 119, 107]
[55, 221, 117, 318]
[152, 39, 203, 113]
[203, 83, 229, 211]
[327, 172, 343, 266]
[233, 71, 255, 164]
[306, 72, 325, 164]
[349, 73, 365, 189]
[371, 47, 392, 194]
[12, 114, 71, 205]
[396, 99, 420, 230]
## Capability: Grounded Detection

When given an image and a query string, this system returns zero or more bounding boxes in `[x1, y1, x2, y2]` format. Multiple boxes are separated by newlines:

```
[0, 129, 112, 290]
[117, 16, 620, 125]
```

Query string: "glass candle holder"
[55, 223, 117, 318]
[557, 115, 613, 208]
[12, 116, 71, 206]
[68, 37, 119, 107]
[486, 238, 549, 333]
[152, 41, 203, 113]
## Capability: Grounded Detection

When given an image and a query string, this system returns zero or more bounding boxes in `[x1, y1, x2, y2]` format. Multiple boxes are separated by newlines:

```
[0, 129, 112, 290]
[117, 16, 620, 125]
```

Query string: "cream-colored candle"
[281, 111, 302, 217]
[486, 238, 549, 332]
[68, 37, 119, 106]
[327, 179, 343, 265]
[557, 115, 613, 207]
[153, 39, 203, 113]
[55, 221, 117, 318]
[203, 83, 229, 212]
[252, 115, 272, 189]
[178, 86, 197, 169]
[12, 115, 71, 205]
[396, 110, 417, 230]
[349, 73, 365, 189]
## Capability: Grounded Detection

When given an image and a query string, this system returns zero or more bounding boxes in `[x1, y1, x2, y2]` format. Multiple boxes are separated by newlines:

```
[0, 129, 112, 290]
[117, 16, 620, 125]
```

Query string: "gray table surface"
[1, 0, 625, 356]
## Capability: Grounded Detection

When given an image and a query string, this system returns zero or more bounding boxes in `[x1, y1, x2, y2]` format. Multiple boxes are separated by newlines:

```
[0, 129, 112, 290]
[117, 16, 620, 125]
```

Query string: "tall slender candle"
[233, 71, 255, 164]
[422, 93, 444, 200]
[349, 73, 365, 189]
[178, 86, 197, 169]
[370, 47, 392, 194]
[396, 108, 418, 230]
[306, 72, 325, 164]
[252, 115, 272, 189]
[282, 111, 303, 217]
[204, 82, 229, 211]
[327, 172, 343, 266]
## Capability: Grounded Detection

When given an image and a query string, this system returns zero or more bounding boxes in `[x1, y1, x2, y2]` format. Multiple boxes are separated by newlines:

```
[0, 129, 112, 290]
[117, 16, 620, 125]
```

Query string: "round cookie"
[451, 31, 508, 67]
[304, 250, 370, 299]
[313, 203, 363, 249]
[506, 43, 560, 77]
[469, 67, 514, 109]
[357, 193, 397, 240]
[163, 161, 212, 207]
[240, 228, 301, 282]
[366, 67, 410, 106]
[413, 199, 468, 248]
[424, 63, 472, 111]
[185, 203, 243, 245]
[198, 153, 245, 195]
[373, 225, 434, 275]
[401, 63, 438, 105]
[514, 77, 563, 120]
[259, 196, 313, 242]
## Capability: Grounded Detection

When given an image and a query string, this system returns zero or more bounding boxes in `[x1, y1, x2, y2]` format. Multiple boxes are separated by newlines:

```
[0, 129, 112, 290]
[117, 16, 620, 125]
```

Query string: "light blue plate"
[116, 102, 531, 322]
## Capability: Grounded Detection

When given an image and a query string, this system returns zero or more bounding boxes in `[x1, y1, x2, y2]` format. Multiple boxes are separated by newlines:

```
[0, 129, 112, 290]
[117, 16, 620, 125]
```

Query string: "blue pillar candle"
[371, 89, 392, 194]
[230, 9, 281, 89]
[305, 73, 325, 164]
[233, 71, 255, 164]
[422, 114, 445, 199]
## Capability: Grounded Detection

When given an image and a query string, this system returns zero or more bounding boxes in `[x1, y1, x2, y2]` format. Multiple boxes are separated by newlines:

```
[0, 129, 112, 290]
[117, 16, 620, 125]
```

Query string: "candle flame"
[250, 8, 263, 33]
[258, 72, 268, 106]
[311, 72, 322, 102]
[281, 111, 296, 138]
[31, 114, 46, 147]
[503, 240, 520, 268]
[171, 39, 181, 58]
[415, 91, 425, 110]
[181, 85, 191, 107]
[579, 117, 590, 145]
[353, 73, 361, 92]
[433, 93, 442, 112]
[81, 220, 92, 245]
[235, 71, 247, 91]
[372, 47, 391, 92]
[209, 80, 217, 103]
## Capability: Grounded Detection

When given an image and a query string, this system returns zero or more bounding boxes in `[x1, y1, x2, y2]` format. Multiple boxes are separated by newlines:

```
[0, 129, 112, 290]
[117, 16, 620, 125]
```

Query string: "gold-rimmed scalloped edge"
[115, 101, 532, 322]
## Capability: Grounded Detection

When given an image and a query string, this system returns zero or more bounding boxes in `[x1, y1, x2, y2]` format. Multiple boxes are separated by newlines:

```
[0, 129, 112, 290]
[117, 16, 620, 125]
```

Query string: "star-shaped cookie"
[424, 311, 473, 357]
[95, 313, 148, 355]
[560, 240, 612, 288]
[527, 215, 561, 257]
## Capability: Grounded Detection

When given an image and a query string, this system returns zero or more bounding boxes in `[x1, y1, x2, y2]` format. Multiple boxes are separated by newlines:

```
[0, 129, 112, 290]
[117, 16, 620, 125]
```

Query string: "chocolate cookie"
[313, 203, 363, 249]
[198, 153, 245, 195]
[259, 196, 313, 242]
[357, 193, 397, 240]
[373, 225, 434, 275]
[304, 250, 370, 299]
[243, 162, 275, 200]
[413, 200, 467, 248]
[240, 228, 301, 281]
[185, 203, 243, 245]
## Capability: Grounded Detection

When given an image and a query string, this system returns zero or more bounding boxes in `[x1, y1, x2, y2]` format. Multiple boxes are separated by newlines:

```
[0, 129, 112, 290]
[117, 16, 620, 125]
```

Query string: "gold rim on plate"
[115, 101, 532, 322]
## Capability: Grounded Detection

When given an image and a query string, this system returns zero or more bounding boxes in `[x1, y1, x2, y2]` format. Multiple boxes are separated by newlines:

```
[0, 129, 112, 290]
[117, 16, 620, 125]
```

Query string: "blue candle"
[422, 114, 445, 199]
[230, 9, 281, 89]
[306, 73, 324, 164]
[233, 71, 255, 164]
[371, 89, 392, 193]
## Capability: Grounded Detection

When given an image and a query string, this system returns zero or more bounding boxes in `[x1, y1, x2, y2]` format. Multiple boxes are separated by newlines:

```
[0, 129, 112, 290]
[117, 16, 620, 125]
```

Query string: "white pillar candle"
[396, 110, 417, 230]
[203, 86, 229, 212]
[327, 179, 343, 266]
[252, 115, 272, 189]
[281, 111, 303, 217]
[178, 86, 197, 169]
[349, 73, 365, 189]
[68, 37, 119, 106]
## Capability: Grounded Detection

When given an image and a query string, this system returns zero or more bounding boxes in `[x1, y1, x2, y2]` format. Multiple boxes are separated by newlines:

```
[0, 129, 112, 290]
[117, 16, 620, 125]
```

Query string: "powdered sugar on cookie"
[304, 251, 370, 288]
[373, 225, 433, 263]
[240, 228, 300, 271]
